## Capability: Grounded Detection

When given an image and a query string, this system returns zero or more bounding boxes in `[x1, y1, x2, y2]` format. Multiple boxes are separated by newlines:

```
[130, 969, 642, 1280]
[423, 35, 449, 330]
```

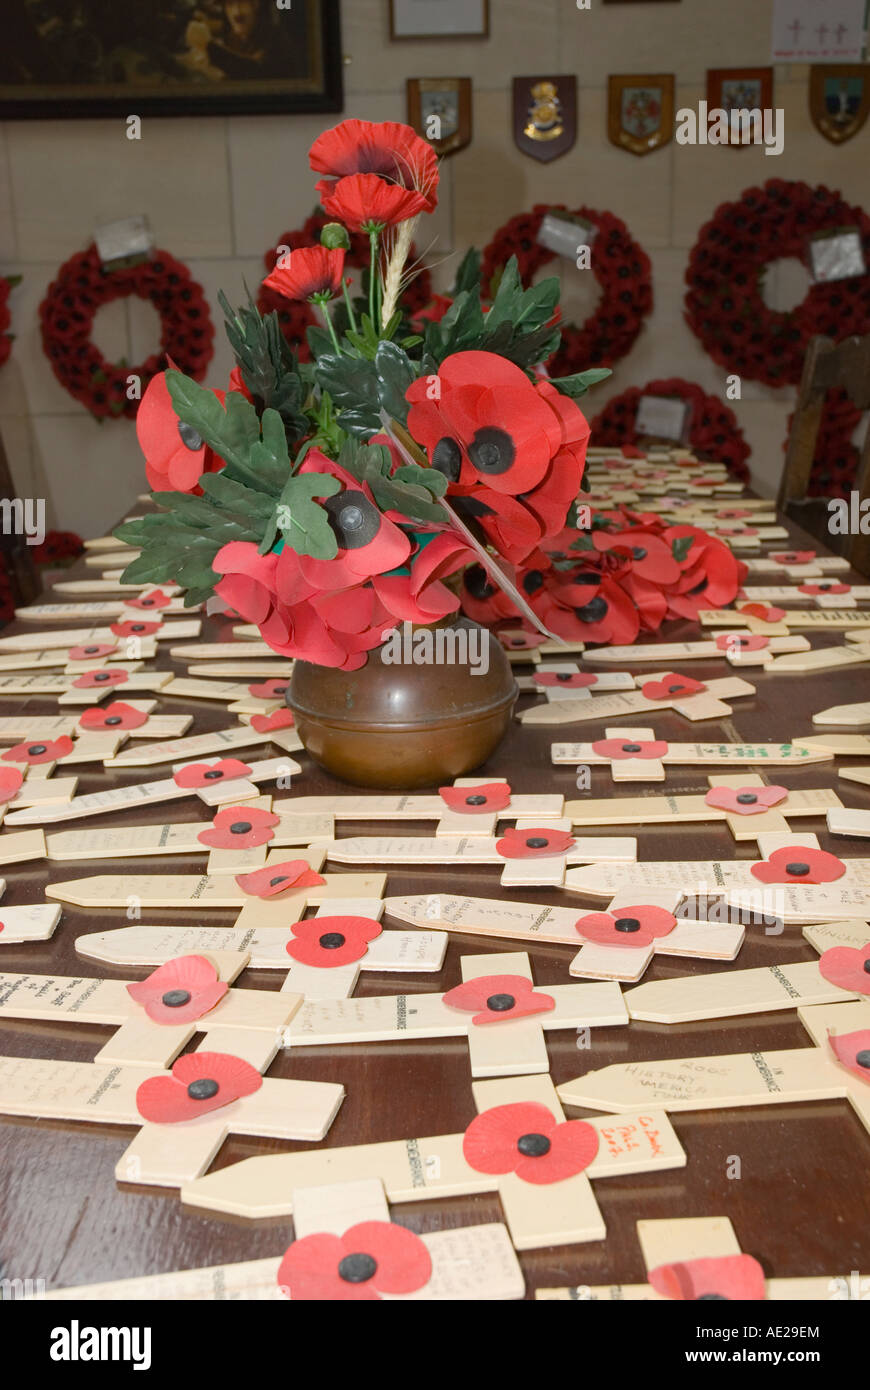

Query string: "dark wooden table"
[2, 511, 869, 1300]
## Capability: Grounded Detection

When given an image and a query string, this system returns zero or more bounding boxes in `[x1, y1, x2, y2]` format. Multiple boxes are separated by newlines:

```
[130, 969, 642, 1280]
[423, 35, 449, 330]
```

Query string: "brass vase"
[286, 617, 517, 789]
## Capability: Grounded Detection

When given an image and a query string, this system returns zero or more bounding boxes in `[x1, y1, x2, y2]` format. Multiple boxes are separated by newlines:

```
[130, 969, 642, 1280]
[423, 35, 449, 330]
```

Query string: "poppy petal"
[78, 701, 148, 731]
[286, 915, 381, 968]
[649, 1254, 766, 1301]
[135, 1050, 262, 1123]
[591, 738, 669, 760]
[704, 785, 788, 816]
[829, 1028, 870, 1083]
[250, 709, 295, 734]
[533, 671, 598, 689]
[235, 860, 326, 898]
[641, 674, 706, 700]
[442, 974, 555, 1024]
[817, 944, 870, 996]
[463, 1101, 556, 1176]
[438, 783, 512, 814]
[0, 766, 25, 801]
[751, 846, 846, 885]
[172, 758, 253, 788]
[2, 737, 74, 766]
[496, 827, 576, 858]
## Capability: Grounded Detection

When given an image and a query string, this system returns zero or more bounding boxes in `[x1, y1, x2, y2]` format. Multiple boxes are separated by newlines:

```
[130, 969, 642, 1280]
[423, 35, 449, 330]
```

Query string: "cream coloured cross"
[552, 729, 831, 783]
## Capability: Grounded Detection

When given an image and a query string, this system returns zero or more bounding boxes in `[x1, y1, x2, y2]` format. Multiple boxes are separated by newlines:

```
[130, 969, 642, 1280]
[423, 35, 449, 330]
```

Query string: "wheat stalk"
[380, 216, 418, 332]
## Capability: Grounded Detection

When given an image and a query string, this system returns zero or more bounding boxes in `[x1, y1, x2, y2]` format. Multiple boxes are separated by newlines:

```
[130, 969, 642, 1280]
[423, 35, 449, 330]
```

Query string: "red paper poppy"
[533, 671, 598, 689]
[71, 667, 129, 690]
[499, 632, 546, 651]
[575, 904, 677, 949]
[817, 943, 870, 996]
[591, 738, 668, 760]
[462, 1101, 599, 1185]
[295, 474, 411, 591]
[705, 785, 787, 816]
[798, 582, 850, 596]
[247, 679, 291, 700]
[263, 246, 345, 303]
[442, 974, 555, 1025]
[78, 701, 149, 731]
[136, 370, 225, 495]
[718, 526, 758, 537]
[739, 603, 786, 622]
[714, 632, 769, 653]
[750, 846, 846, 884]
[197, 805, 280, 850]
[172, 758, 253, 788]
[310, 118, 439, 210]
[641, 673, 706, 701]
[716, 508, 753, 520]
[250, 709, 295, 735]
[649, 1254, 766, 1301]
[286, 915, 382, 968]
[135, 1050, 262, 1124]
[828, 1028, 870, 1083]
[592, 529, 680, 585]
[68, 642, 117, 661]
[496, 827, 576, 859]
[125, 588, 171, 611]
[438, 783, 512, 814]
[2, 736, 73, 765]
[110, 620, 163, 638]
[235, 860, 325, 898]
[277, 1220, 432, 1302]
[320, 173, 429, 232]
[771, 551, 814, 565]
[0, 765, 24, 801]
[126, 954, 229, 1024]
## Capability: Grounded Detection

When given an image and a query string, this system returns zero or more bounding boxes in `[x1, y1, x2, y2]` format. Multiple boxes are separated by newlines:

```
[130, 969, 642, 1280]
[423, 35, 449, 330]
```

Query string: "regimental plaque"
[608, 74, 674, 156]
[809, 65, 870, 144]
[407, 77, 472, 157]
[513, 76, 577, 162]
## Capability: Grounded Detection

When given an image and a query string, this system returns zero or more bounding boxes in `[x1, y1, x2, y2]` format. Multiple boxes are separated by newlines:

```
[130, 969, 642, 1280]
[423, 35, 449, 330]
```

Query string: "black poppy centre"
[325, 491, 379, 550]
[517, 1132, 551, 1157]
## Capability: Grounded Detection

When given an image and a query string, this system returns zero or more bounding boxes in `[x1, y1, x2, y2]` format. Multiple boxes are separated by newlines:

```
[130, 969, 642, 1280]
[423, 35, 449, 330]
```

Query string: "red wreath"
[258, 209, 433, 361]
[589, 377, 751, 483]
[784, 387, 862, 502]
[481, 203, 653, 373]
[685, 179, 870, 386]
[39, 246, 214, 420]
[0, 274, 16, 368]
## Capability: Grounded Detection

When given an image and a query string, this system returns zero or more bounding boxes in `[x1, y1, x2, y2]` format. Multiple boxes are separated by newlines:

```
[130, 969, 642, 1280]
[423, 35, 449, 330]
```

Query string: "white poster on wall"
[772, 0, 867, 62]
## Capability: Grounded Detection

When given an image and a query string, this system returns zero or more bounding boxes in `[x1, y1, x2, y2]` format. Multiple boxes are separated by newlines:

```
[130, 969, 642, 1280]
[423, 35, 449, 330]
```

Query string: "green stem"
[314, 296, 342, 356]
[341, 276, 358, 334]
[368, 228, 380, 330]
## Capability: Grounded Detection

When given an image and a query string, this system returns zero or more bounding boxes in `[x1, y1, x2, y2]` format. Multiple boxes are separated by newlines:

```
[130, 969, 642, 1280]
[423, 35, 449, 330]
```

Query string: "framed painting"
[0, 0, 343, 119]
[389, 0, 489, 39]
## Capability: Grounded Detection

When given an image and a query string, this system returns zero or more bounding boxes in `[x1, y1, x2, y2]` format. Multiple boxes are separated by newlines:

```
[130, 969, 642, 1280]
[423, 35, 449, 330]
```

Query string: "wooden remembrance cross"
[520, 676, 757, 727]
[551, 730, 831, 783]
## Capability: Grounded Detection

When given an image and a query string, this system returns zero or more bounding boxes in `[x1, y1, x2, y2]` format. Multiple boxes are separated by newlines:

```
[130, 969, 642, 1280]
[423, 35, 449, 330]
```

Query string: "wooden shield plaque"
[810, 65, 870, 144]
[407, 77, 472, 157]
[513, 75, 577, 162]
[608, 74, 674, 155]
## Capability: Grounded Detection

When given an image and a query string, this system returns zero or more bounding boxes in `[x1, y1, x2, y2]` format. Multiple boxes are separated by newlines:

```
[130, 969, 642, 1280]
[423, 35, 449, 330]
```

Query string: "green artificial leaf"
[373, 341, 415, 426]
[166, 370, 258, 475]
[483, 257, 559, 337]
[219, 290, 307, 443]
[450, 247, 481, 298]
[568, 532, 595, 551]
[306, 324, 335, 359]
[550, 368, 613, 399]
[672, 535, 695, 563]
[273, 471, 342, 559]
[313, 353, 380, 437]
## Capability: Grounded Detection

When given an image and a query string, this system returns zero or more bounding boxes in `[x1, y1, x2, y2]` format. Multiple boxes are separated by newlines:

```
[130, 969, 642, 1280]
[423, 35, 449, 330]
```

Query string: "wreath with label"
[685, 178, 870, 386]
[258, 209, 433, 361]
[480, 202, 653, 373]
[589, 376, 751, 483]
[39, 246, 214, 420]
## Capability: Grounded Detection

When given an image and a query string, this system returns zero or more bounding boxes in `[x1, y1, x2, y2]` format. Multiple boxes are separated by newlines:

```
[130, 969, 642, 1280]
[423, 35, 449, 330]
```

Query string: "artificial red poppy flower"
[442, 974, 555, 1025]
[0, 765, 24, 801]
[68, 642, 117, 661]
[286, 915, 382, 968]
[197, 805, 280, 850]
[438, 782, 512, 814]
[771, 551, 814, 565]
[591, 738, 669, 760]
[294, 473, 411, 591]
[310, 119, 438, 207]
[496, 827, 576, 858]
[110, 620, 162, 638]
[592, 529, 680, 585]
[546, 573, 641, 647]
[2, 736, 73, 765]
[78, 701, 149, 731]
[739, 603, 786, 622]
[714, 632, 769, 653]
[533, 671, 598, 689]
[172, 758, 253, 788]
[649, 1254, 766, 1301]
[263, 246, 345, 303]
[248, 679, 291, 700]
[817, 944, 870, 995]
[277, 1220, 432, 1302]
[250, 709, 295, 734]
[126, 954, 229, 1024]
[213, 542, 281, 626]
[125, 588, 172, 611]
[71, 667, 129, 690]
[235, 859, 325, 898]
[718, 526, 758, 537]
[716, 508, 753, 520]
[750, 846, 846, 884]
[705, 784, 787, 815]
[499, 631, 546, 651]
[828, 1028, 870, 1083]
[136, 370, 226, 495]
[451, 484, 545, 565]
[135, 1050, 262, 1124]
[320, 173, 430, 232]
[798, 582, 850, 595]
[641, 673, 706, 700]
[575, 904, 677, 948]
[462, 1101, 599, 1185]
[660, 527, 745, 621]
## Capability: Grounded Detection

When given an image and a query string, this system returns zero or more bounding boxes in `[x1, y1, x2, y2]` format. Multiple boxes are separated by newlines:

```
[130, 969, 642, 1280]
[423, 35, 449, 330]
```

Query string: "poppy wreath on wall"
[589, 377, 751, 483]
[39, 246, 214, 420]
[786, 387, 864, 502]
[257, 209, 433, 361]
[685, 178, 870, 387]
[480, 203, 653, 373]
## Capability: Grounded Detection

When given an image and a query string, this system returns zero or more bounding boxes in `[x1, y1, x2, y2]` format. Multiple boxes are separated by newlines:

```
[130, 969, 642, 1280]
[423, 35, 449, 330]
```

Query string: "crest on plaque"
[406, 77, 472, 157]
[810, 65, 870, 144]
[608, 74, 674, 155]
[512, 75, 577, 162]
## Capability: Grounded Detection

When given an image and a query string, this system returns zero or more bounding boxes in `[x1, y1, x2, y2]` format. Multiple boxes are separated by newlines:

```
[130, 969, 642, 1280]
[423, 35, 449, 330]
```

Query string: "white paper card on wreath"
[771, 0, 867, 63]
[808, 228, 867, 283]
[634, 395, 688, 444]
[536, 214, 598, 261]
[94, 215, 154, 268]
